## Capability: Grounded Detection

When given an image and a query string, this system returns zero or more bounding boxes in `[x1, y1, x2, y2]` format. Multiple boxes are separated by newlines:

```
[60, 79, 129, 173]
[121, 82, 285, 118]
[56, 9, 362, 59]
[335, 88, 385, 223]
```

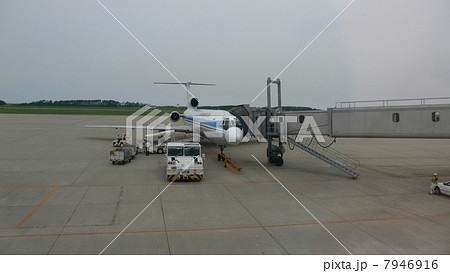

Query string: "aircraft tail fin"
[154, 81, 215, 109]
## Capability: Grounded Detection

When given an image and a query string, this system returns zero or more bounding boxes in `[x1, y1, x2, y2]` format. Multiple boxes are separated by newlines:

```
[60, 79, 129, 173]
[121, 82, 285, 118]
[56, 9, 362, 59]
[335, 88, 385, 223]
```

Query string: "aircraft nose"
[225, 127, 244, 145]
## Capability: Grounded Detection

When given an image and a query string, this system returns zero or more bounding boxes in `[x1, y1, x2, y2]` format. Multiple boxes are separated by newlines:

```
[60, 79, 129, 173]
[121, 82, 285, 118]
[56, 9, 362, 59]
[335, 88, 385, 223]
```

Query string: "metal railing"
[301, 138, 360, 171]
[335, 97, 450, 108]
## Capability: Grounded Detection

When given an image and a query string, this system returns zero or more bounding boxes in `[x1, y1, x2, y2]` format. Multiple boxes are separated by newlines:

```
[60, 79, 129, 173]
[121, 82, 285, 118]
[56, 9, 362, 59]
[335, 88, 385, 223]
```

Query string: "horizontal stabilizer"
[154, 81, 215, 86]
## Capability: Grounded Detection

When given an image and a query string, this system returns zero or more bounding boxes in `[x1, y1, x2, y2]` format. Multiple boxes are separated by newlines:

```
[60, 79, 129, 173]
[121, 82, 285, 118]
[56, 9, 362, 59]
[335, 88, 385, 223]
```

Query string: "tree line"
[3, 99, 316, 110]
[19, 100, 146, 108]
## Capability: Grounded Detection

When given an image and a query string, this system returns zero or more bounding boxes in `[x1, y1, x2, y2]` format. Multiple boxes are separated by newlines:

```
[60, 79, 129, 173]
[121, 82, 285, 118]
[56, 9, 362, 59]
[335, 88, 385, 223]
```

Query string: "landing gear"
[215, 145, 242, 170]
[267, 144, 285, 166]
[269, 155, 284, 166]
[274, 156, 283, 166]
[217, 154, 224, 161]
[217, 145, 226, 161]
[269, 156, 275, 164]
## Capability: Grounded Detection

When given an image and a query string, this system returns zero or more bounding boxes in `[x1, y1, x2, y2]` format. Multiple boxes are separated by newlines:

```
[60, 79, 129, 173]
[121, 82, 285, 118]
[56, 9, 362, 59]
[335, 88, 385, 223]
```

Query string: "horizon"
[1, 1, 449, 109]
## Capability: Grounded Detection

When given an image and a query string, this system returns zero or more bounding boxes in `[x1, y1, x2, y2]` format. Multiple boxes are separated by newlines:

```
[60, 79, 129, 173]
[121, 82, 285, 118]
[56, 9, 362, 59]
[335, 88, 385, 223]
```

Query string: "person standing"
[429, 173, 439, 194]
[146, 141, 151, 156]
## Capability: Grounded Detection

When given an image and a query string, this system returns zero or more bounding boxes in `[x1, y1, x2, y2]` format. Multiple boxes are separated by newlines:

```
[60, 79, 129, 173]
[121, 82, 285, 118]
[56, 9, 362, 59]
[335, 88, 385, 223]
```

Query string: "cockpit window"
[222, 118, 230, 130]
[184, 147, 200, 156]
[168, 147, 183, 156]
[222, 117, 243, 130]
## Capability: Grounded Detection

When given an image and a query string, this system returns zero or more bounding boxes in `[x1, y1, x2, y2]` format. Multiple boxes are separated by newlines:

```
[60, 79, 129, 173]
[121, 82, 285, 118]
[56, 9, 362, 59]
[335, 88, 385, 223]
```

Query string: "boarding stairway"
[287, 137, 360, 179]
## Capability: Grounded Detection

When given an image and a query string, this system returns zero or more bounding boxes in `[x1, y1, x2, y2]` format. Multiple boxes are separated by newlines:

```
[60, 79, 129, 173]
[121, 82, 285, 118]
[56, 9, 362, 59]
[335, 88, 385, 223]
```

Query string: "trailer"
[165, 142, 205, 181]
[110, 143, 135, 165]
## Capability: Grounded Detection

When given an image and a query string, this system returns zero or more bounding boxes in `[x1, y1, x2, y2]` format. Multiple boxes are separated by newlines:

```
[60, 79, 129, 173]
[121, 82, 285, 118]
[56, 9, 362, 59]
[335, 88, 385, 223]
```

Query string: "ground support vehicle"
[112, 133, 128, 147]
[144, 140, 166, 154]
[165, 142, 204, 181]
[431, 180, 450, 196]
[110, 143, 135, 165]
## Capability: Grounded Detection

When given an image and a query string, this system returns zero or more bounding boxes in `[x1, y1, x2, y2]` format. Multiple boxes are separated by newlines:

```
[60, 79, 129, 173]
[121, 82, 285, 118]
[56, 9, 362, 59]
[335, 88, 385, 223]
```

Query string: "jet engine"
[170, 111, 181, 122]
[190, 97, 199, 108]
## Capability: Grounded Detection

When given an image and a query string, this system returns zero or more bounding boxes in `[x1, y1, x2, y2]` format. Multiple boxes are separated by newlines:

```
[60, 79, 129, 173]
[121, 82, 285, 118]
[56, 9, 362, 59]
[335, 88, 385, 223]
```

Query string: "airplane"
[87, 81, 245, 161]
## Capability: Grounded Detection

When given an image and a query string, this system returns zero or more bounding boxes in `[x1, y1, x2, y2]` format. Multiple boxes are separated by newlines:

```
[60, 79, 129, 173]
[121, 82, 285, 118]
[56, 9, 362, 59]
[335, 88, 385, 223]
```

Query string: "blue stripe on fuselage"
[184, 116, 225, 131]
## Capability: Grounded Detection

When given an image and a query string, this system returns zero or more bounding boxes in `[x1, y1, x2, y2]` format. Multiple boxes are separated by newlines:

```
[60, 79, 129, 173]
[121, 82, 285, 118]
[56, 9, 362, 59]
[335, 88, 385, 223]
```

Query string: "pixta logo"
[239, 115, 325, 143]
[188, 115, 325, 144]
[126, 106, 171, 149]
[126, 106, 325, 146]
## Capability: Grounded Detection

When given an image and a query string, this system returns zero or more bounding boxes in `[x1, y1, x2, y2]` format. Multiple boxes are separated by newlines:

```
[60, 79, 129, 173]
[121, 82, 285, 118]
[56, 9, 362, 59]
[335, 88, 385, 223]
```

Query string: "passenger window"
[298, 115, 305, 123]
[392, 113, 400, 123]
[432, 112, 440, 122]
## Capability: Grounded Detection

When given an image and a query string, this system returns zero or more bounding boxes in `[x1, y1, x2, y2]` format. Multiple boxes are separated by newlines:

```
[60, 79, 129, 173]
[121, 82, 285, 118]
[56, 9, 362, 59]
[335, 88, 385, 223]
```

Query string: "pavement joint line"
[0, 180, 321, 189]
[0, 117, 89, 163]
[98, 157, 198, 255]
[222, 183, 289, 254]
[69, 140, 105, 186]
[1, 214, 449, 239]
[110, 186, 124, 225]
[46, 186, 89, 254]
[16, 186, 59, 227]
[251, 154, 353, 255]
[279, 177, 404, 254]
[158, 184, 172, 254]
[0, 176, 433, 188]
[0, 187, 59, 229]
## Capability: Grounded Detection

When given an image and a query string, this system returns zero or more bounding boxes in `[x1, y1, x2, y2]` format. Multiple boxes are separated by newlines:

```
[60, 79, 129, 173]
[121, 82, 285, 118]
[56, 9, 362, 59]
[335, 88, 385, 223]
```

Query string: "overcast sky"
[1, 0, 449, 109]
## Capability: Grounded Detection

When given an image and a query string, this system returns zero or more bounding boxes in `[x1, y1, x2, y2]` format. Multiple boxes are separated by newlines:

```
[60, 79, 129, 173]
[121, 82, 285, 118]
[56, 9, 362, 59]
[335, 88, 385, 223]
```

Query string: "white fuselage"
[182, 108, 244, 146]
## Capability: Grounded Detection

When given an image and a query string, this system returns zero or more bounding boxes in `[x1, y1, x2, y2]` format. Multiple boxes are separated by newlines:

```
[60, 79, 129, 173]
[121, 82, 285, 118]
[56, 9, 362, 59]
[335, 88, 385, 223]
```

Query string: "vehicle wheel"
[269, 156, 275, 164]
[274, 156, 284, 166]
[435, 187, 441, 195]
[157, 148, 163, 154]
[112, 161, 115, 165]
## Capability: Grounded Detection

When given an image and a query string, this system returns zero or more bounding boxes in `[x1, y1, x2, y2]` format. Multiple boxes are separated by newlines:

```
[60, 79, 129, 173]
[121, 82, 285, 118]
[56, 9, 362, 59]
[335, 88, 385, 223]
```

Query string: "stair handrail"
[297, 137, 360, 171]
